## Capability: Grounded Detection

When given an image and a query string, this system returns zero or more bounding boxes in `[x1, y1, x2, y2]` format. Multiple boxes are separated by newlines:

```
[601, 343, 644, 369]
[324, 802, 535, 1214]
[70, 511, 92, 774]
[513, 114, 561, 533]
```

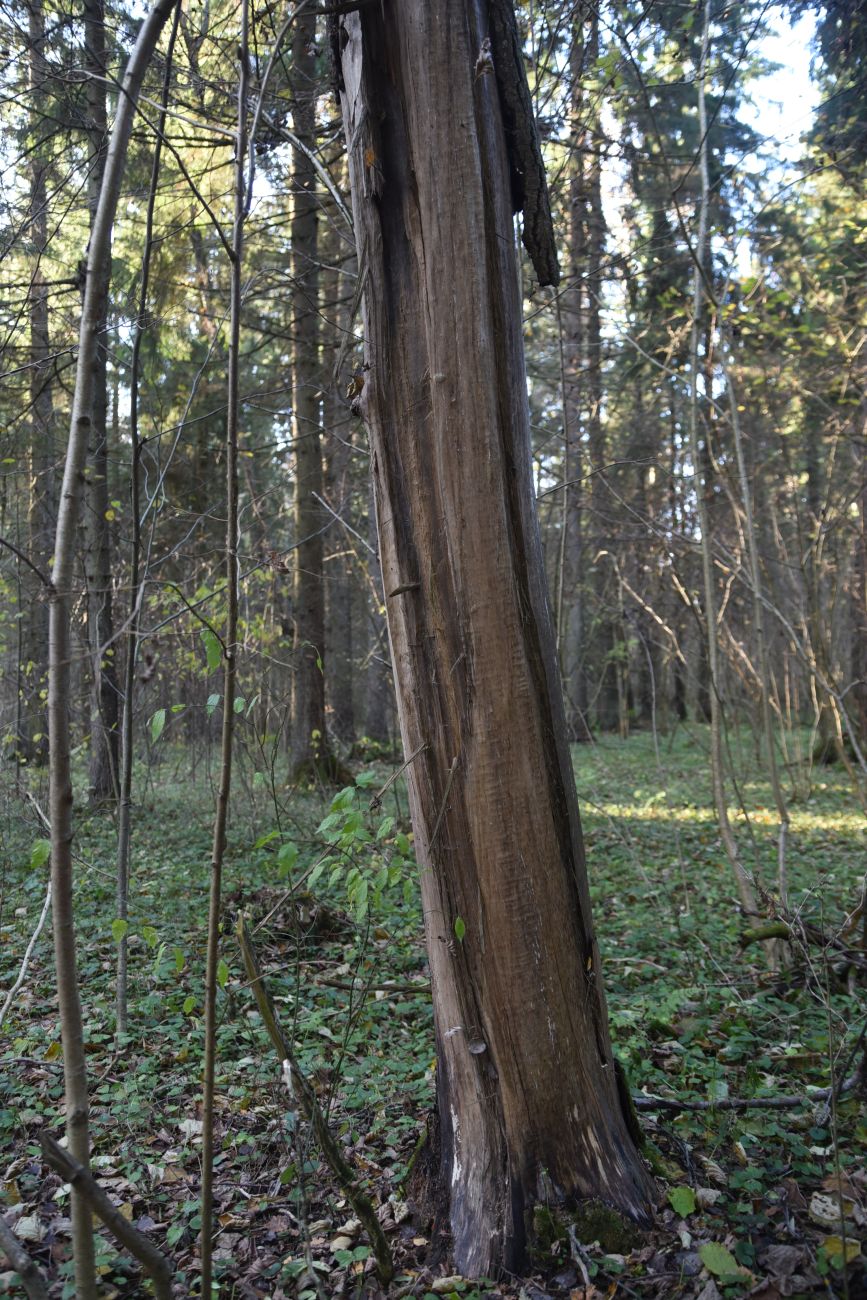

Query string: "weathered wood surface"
[337, 0, 655, 1274]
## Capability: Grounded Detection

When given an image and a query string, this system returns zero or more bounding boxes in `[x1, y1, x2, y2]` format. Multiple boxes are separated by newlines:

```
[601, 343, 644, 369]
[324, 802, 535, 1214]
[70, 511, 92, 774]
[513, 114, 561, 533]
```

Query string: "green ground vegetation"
[0, 725, 864, 1297]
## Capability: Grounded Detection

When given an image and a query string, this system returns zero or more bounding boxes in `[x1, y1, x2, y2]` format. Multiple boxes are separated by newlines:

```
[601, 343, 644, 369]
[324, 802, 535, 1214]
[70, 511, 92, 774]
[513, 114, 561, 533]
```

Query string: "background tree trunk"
[558, 8, 593, 743]
[83, 0, 120, 803]
[288, 11, 334, 780]
[337, 1, 655, 1276]
[21, 0, 54, 766]
[323, 235, 356, 748]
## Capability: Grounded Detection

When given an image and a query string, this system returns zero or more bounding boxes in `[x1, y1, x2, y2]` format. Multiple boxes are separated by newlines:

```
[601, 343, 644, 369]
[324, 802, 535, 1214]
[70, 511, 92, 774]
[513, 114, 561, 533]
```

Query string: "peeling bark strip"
[337, 1, 654, 1277]
[486, 0, 559, 286]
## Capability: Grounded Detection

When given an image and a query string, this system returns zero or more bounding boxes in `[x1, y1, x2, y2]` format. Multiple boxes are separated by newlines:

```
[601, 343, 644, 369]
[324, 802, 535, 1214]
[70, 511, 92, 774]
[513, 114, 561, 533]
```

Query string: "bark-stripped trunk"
[21, 0, 54, 766]
[83, 0, 120, 802]
[336, 2, 655, 1276]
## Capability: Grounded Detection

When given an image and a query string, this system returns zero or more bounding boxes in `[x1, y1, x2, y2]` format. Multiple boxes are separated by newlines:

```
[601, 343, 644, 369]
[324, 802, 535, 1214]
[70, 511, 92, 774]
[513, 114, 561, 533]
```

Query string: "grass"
[0, 724, 865, 1297]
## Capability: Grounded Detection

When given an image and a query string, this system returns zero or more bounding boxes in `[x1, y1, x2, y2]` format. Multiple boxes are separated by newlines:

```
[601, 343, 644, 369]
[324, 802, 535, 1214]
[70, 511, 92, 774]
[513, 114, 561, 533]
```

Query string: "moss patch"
[570, 1200, 643, 1254]
[532, 1199, 643, 1260]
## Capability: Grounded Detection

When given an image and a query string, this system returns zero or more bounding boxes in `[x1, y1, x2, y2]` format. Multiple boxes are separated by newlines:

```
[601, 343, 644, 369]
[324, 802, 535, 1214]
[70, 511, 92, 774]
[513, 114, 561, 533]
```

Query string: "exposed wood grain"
[337, 0, 655, 1275]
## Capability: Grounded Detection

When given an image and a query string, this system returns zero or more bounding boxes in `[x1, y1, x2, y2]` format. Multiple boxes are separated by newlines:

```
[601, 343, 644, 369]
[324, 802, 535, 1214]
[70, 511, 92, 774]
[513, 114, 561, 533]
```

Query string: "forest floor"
[0, 724, 865, 1299]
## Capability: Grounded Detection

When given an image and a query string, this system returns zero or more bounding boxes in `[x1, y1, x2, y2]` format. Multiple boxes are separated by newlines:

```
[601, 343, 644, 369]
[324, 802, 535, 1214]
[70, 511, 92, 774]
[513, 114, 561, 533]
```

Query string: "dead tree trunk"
[335, 0, 655, 1276]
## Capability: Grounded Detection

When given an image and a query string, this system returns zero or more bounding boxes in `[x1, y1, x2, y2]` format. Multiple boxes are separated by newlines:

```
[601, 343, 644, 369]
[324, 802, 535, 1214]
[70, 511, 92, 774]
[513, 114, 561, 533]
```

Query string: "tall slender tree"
[82, 0, 120, 803]
[48, 3, 179, 1290]
[288, 12, 337, 780]
[20, 0, 55, 766]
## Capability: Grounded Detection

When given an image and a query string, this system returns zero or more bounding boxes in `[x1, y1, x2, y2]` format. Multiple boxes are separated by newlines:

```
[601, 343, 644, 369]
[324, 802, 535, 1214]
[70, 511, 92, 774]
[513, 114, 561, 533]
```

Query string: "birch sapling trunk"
[48, 4, 179, 1292]
[336, 0, 655, 1276]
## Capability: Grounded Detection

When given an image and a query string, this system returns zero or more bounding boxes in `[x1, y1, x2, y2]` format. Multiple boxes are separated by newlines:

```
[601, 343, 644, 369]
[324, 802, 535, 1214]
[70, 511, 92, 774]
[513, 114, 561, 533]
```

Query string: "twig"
[0, 1058, 63, 1071]
[0, 535, 53, 591]
[251, 846, 336, 934]
[368, 742, 426, 810]
[634, 1069, 861, 1113]
[816, 1015, 867, 1126]
[0, 879, 52, 1030]
[428, 755, 458, 851]
[236, 916, 394, 1284]
[312, 491, 377, 556]
[40, 1134, 174, 1300]
[245, 1, 314, 211]
[740, 919, 867, 971]
[316, 978, 428, 994]
[23, 791, 50, 829]
[0, 1217, 49, 1299]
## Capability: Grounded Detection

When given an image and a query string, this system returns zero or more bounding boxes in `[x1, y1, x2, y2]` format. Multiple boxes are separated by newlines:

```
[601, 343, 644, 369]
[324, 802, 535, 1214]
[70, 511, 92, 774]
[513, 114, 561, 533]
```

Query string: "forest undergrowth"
[0, 725, 865, 1299]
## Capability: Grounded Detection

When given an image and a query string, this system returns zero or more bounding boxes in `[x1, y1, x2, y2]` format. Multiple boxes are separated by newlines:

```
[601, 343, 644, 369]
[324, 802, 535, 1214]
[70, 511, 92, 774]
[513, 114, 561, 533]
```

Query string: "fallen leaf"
[699, 1241, 747, 1278]
[781, 1178, 808, 1211]
[13, 1216, 44, 1243]
[759, 1244, 805, 1277]
[810, 1192, 851, 1229]
[822, 1234, 861, 1265]
[699, 1156, 727, 1186]
[748, 1283, 782, 1300]
[669, 1185, 697, 1217]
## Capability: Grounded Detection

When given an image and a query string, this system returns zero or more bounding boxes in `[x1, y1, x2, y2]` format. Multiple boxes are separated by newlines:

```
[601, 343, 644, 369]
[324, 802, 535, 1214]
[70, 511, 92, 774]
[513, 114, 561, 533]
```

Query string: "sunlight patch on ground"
[593, 800, 865, 836]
